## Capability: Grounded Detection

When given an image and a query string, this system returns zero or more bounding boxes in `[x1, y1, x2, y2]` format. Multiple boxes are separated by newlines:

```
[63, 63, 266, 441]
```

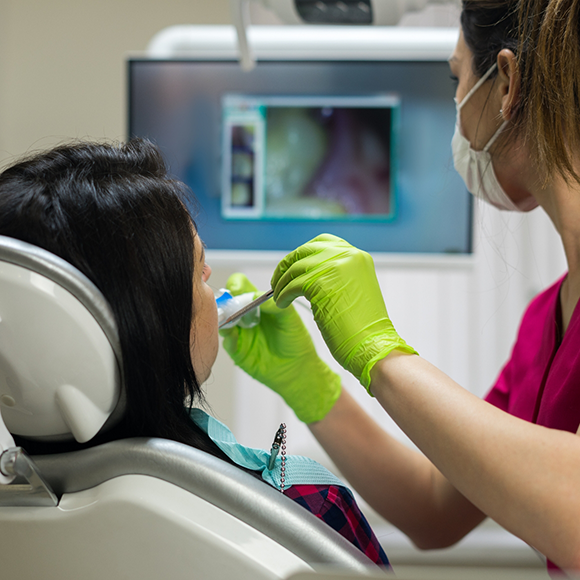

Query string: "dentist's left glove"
[220, 273, 341, 424]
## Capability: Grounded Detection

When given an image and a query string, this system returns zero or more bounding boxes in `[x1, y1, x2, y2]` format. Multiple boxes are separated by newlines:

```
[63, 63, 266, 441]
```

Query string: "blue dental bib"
[190, 409, 344, 491]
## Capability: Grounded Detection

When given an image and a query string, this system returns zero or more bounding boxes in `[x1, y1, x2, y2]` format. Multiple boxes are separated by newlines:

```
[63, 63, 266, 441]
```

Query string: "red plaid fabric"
[285, 484, 390, 568]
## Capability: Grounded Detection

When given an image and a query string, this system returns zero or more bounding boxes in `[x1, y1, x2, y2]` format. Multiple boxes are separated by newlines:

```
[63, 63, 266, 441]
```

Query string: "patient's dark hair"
[0, 139, 240, 466]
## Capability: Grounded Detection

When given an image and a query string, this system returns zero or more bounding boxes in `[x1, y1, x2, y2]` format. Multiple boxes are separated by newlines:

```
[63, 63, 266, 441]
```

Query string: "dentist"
[222, 0, 580, 573]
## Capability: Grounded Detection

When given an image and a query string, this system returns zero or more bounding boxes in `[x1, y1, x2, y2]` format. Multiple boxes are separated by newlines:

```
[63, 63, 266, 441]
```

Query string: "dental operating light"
[230, 0, 458, 69]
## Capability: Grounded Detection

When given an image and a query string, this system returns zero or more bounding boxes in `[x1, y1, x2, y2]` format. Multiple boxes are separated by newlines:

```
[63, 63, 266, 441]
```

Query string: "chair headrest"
[0, 236, 124, 444]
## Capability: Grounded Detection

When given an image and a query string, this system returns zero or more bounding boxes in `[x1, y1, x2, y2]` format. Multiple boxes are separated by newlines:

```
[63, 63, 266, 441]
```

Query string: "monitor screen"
[128, 59, 471, 254]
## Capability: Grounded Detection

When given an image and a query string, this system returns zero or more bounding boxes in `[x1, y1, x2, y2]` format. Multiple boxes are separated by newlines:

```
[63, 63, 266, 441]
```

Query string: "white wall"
[0, 0, 231, 166]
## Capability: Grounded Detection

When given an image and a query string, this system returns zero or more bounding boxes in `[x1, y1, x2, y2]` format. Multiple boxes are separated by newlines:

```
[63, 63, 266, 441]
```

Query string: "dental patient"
[0, 139, 388, 568]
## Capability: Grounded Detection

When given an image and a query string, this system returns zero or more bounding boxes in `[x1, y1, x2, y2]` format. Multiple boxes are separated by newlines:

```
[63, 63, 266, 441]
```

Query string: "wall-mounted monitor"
[128, 42, 470, 254]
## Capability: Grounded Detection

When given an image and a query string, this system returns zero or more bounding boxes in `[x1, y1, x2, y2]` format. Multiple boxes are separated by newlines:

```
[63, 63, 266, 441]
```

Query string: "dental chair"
[0, 235, 383, 580]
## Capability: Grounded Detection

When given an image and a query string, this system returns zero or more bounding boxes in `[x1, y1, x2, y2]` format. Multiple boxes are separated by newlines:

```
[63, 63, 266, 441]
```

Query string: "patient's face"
[190, 232, 219, 384]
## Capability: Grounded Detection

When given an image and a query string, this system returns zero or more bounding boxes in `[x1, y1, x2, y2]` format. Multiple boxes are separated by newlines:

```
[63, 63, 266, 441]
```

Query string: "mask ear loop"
[457, 62, 498, 111]
[457, 62, 508, 152]
[483, 118, 509, 153]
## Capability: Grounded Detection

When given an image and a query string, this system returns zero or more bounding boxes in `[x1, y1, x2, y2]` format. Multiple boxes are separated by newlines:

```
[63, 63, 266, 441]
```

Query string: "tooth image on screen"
[265, 108, 333, 216]
[221, 95, 398, 221]
[264, 104, 394, 218]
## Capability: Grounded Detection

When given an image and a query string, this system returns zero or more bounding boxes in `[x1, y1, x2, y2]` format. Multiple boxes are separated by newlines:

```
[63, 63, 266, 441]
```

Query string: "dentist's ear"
[497, 48, 520, 120]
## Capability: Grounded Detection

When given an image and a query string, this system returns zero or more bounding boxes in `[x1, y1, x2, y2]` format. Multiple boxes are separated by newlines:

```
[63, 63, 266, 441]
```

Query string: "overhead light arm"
[230, 0, 256, 71]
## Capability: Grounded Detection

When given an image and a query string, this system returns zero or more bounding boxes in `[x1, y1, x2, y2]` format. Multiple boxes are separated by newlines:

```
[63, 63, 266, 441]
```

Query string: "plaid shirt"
[285, 484, 390, 568]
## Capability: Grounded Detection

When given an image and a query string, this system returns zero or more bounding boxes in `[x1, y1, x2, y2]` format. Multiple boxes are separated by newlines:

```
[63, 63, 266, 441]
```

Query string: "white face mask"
[452, 63, 533, 212]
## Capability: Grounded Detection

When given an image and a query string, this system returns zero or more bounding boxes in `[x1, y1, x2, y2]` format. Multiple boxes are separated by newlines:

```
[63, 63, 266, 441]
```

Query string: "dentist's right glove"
[271, 234, 417, 393]
[220, 273, 341, 424]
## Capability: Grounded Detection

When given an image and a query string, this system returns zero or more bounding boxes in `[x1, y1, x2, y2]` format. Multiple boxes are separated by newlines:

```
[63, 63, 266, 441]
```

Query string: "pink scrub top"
[485, 275, 580, 431]
[485, 275, 577, 573]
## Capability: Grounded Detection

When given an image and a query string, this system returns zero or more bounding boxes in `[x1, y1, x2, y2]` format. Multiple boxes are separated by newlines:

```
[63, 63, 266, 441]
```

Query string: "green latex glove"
[220, 273, 341, 424]
[271, 234, 417, 392]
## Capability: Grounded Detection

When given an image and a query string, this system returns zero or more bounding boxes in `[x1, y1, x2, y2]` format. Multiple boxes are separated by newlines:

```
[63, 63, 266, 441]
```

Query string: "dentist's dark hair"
[462, 0, 580, 183]
[0, 139, 243, 468]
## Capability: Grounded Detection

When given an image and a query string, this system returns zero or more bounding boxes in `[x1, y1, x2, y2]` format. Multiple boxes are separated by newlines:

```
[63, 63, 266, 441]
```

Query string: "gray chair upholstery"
[33, 437, 375, 571]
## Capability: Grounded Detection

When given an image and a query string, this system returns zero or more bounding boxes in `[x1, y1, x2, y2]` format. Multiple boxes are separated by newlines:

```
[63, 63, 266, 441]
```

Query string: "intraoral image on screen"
[222, 96, 399, 222]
